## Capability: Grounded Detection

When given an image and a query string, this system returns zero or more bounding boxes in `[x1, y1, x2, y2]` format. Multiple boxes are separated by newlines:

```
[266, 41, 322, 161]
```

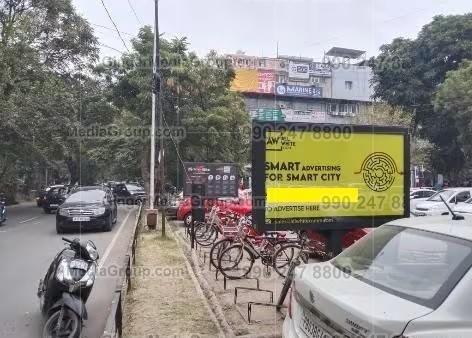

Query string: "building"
[227, 47, 373, 123]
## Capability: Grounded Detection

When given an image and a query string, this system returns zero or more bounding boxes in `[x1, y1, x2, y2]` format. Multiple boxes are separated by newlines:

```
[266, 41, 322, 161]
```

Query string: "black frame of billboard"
[183, 162, 239, 198]
[251, 121, 410, 232]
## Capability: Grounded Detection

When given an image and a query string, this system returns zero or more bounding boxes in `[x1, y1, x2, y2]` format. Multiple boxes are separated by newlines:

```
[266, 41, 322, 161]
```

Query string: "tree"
[370, 14, 472, 177]
[434, 60, 472, 172]
[353, 103, 433, 168]
[0, 0, 100, 196]
[96, 27, 250, 194]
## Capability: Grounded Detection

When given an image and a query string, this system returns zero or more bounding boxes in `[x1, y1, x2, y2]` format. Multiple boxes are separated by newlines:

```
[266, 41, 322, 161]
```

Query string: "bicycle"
[209, 215, 257, 269]
[193, 207, 240, 247]
[217, 227, 304, 279]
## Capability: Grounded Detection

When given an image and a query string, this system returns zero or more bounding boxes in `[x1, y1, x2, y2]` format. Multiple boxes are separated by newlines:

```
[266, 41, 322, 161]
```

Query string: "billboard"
[310, 62, 332, 77]
[258, 71, 276, 94]
[275, 83, 322, 98]
[289, 61, 310, 80]
[230, 69, 259, 92]
[183, 162, 239, 198]
[250, 108, 326, 123]
[252, 122, 410, 232]
[231, 69, 276, 94]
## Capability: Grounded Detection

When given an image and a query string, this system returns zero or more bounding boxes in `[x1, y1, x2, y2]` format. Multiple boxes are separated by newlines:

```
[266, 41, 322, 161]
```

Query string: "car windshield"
[332, 225, 472, 309]
[427, 190, 455, 202]
[126, 184, 144, 192]
[66, 190, 105, 203]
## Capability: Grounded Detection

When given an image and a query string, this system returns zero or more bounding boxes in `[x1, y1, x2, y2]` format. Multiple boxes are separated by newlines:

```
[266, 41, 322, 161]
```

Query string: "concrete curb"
[171, 222, 236, 338]
[171, 224, 284, 338]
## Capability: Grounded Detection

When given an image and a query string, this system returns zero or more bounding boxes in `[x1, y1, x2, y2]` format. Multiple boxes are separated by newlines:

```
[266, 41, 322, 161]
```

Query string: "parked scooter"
[0, 194, 6, 224]
[38, 237, 99, 338]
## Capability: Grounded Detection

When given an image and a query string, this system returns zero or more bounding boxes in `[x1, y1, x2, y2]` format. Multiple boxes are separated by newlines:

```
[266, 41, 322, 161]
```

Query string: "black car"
[56, 186, 118, 233]
[113, 183, 146, 204]
[43, 185, 68, 214]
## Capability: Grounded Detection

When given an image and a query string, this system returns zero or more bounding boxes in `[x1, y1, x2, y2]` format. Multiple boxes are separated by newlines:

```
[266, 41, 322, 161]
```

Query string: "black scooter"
[38, 237, 99, 338]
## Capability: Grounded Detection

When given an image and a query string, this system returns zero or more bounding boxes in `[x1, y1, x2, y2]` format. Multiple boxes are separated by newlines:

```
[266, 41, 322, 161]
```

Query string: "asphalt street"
[0, 202, 138, 338]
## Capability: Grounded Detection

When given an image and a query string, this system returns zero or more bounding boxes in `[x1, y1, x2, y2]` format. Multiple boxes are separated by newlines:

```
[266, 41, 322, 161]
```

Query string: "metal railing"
[102, 203, 144, 338]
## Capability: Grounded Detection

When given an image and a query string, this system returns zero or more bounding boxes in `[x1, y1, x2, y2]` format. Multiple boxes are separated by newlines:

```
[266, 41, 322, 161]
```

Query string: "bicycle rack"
[217, 275, 264, 291]
[234, 285, 274, 304]
[247, 302, 285, 324]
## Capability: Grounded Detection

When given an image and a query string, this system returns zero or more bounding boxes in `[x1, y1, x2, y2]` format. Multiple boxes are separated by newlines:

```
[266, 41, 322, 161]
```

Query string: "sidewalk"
[123, 217, 222, 338]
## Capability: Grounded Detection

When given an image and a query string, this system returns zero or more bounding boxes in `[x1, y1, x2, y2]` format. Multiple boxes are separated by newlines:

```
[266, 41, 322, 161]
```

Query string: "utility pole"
[151, 0, 166, 236]
[149, 0, 158, 211]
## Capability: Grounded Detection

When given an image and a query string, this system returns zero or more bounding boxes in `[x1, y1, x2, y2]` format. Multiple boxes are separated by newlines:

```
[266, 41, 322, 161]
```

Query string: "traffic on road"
[0, 199, 138, 338]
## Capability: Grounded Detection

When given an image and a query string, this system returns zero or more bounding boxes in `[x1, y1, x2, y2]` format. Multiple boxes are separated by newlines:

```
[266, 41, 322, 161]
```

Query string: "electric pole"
[150, 0, 166, 236]
[149, 0, 158, 211]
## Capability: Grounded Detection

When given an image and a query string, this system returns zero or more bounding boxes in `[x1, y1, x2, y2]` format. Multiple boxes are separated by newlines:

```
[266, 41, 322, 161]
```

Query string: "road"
[0, 202, 138, 338]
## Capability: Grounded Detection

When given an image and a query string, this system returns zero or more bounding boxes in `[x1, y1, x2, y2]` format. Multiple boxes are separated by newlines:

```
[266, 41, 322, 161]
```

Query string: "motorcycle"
[0, 195, 6, 224]
[38, 237, 99, 338]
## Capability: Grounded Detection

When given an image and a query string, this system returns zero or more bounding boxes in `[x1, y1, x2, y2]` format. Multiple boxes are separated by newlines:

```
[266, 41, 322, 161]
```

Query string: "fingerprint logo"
[355, 152, 403, 192]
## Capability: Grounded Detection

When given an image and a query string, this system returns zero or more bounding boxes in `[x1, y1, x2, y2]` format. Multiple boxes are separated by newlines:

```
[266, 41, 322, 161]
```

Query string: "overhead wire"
[98, 0, 130, 52]
[90, 22, 134, 37]
[127, 0, 142, 25]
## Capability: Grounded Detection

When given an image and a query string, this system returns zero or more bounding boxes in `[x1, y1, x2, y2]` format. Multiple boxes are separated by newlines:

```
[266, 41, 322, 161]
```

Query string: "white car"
[411, 188, 472, 216]
[454, 198, 472, 215]
[283, 215, 472, 338]
[409, 188, 437, 210]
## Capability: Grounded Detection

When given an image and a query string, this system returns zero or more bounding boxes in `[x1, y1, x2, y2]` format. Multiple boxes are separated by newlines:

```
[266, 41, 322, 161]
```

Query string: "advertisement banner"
[250, 108, 326, 122]
[257, 71, 275, 94]
[281, 109, 326, 123]
[250, 108, 285, 122]
[183, 163, 239, 198]
[309, 62, 332, 77]
[251, 122, 410, 232]
[289, 61, 310, 80]
[275, 83, 322, 98]
[230, 69, 259, 92]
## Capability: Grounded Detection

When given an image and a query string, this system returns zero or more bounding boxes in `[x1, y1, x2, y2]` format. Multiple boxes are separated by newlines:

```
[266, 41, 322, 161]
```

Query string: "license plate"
[50, 204, 59, 208]
[300, 310, 332, 338]
[70, 260, 89, 270]
[73, 216, 90, 222]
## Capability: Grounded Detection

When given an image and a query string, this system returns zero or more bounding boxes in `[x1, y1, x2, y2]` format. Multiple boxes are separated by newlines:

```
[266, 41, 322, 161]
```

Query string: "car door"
[452, 191, 471, 206]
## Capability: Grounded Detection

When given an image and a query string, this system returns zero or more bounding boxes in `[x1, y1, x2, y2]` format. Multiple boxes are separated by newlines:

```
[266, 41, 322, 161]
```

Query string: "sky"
[72, 0, 472, 61]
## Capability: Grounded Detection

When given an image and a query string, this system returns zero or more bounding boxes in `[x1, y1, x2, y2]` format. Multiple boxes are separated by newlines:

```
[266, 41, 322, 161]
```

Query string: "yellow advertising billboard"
[252, 122, 410, 232]
[230, 69, 275, 93]
[230, 69, 258, 92]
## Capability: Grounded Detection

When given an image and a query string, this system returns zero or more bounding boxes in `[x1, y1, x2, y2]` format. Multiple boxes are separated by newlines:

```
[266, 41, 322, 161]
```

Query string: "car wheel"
[184, 213, 192, 227]
[103, 214, 113, 232]
[44, 208, 51, 214]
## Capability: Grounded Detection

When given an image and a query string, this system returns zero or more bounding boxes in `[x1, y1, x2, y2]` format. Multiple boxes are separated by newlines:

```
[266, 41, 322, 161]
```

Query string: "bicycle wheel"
[273, 243, 307, 278]
[194, 222, 211, 238]
[196, 225, 218, 247]
[218, 243, 254, 279]
[210, 238, 234, 269]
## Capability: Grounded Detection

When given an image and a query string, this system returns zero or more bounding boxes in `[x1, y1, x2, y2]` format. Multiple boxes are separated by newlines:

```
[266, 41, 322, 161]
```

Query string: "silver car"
[283, 215, 472, 338]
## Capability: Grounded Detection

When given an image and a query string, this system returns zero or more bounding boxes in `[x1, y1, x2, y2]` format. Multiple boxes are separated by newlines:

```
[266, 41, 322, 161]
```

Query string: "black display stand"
[190, 183, 206, 249]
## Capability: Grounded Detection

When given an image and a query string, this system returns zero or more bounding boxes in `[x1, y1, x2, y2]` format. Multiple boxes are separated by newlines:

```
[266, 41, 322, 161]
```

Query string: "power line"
[91, 22, 134, 37]
[99, 42, 126, 54]
[127, 0, 142, 25]
[98, 0, 130, 52]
